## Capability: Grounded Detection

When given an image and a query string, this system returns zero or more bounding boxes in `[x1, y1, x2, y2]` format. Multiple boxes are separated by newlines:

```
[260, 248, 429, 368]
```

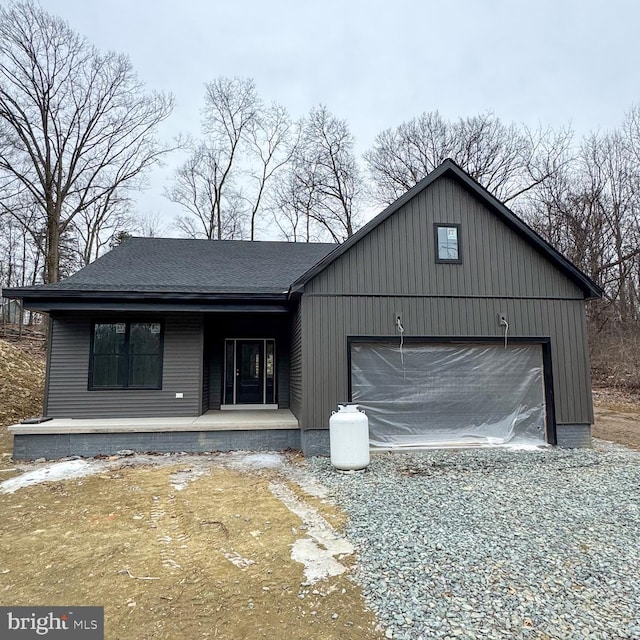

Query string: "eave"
[4, 288, 292, 313]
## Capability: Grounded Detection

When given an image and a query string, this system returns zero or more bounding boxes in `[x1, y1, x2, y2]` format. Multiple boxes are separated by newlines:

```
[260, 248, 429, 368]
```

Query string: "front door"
[236, 340, 263, 403]
[224, 339, 276, 406]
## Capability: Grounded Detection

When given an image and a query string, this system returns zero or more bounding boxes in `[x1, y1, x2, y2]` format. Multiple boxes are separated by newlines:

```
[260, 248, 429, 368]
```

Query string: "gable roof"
[5, 160, 602, 310]
[6, 238, 336, 302]
[290, 159, 603, 299]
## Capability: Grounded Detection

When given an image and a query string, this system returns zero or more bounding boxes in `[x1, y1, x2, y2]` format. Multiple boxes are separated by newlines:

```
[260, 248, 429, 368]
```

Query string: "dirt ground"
[0, 456, 380, 639]
[0, 337, 45, 459]
[592, 385, 640, 449]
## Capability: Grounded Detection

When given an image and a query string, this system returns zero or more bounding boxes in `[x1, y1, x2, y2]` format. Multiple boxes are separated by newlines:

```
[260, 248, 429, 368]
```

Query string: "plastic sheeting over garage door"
[350, 342, 547, 448]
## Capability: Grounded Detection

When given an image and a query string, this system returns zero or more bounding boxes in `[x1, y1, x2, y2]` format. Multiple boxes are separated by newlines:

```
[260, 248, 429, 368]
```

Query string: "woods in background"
[1, 1, 639, 385]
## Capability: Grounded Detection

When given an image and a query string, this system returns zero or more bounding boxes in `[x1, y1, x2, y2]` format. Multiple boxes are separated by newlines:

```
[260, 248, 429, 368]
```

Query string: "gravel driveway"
[306, 445, 640, 639]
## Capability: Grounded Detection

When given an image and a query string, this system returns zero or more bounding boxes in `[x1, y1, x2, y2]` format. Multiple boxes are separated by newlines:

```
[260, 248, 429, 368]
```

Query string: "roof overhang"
[4, 289, 292, 313]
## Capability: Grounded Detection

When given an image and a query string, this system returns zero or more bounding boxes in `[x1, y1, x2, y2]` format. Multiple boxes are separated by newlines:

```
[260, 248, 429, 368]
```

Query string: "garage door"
[350, 341, 547, 448]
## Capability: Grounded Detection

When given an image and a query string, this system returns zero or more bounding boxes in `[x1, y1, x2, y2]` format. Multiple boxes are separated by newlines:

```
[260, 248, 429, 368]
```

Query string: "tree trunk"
[45, 218, 60, 284]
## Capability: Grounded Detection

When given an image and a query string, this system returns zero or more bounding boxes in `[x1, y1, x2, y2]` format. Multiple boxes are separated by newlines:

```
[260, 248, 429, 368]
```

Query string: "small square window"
[435, 224, 462, 263]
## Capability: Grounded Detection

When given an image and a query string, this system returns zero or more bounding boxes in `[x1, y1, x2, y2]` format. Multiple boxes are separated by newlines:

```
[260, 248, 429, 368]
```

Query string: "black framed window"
[435, 223, 462, 263]
[90, 322, 163, 389]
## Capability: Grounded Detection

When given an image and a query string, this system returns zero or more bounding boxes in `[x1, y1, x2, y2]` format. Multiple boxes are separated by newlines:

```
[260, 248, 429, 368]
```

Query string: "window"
[90, 322, 163, 389]
[435, 224, 462, 263]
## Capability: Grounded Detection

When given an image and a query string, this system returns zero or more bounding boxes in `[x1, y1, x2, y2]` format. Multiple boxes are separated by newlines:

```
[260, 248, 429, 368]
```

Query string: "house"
[3, 160, 602, 460]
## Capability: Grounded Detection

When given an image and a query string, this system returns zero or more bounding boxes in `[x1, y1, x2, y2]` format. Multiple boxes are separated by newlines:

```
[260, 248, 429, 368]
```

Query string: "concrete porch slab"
[9, 409, 299, 435]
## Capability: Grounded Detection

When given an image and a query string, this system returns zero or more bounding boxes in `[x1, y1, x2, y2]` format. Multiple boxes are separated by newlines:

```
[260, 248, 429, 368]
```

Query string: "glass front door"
[224, 339, 276, 405]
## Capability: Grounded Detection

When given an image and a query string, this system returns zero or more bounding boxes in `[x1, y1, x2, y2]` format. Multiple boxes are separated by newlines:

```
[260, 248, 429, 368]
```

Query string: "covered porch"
[10, 409, 300, 460]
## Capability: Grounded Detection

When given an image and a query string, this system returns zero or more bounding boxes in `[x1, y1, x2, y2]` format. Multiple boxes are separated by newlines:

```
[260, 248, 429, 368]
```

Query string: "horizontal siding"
[202, 330, 211, 413]
[46, 313, 203, 418]
[208, 339, 224, 410]
[307, 177, 583, 300]
[289, 304, 303, 418]
[300, 295, 593, 432]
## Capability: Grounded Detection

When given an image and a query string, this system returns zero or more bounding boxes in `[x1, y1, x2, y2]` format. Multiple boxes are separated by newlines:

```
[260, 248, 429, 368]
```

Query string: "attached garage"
[349, 339, 553, 448]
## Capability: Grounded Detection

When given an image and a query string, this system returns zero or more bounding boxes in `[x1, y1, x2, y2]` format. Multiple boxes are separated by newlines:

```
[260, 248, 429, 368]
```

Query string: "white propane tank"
[329, 404, 370, 471]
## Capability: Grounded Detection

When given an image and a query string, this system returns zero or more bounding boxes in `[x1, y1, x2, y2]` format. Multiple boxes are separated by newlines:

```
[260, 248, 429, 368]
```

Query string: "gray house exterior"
[4, 160, 602, 459]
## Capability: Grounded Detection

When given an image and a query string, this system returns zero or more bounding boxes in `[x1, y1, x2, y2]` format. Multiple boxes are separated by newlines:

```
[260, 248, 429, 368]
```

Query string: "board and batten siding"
[299, 176, 594, 434]
[307, 177, 583, 300]
[300, 296, 591, 431]
[46, 313, 203, 418]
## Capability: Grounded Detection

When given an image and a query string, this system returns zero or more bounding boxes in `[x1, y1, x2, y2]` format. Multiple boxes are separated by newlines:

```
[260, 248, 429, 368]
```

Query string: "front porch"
[10, 410, 300, 460]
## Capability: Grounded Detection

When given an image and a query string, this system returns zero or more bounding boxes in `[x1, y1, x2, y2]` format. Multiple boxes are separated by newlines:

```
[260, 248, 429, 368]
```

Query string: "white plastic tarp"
[351, 342, 547, 448]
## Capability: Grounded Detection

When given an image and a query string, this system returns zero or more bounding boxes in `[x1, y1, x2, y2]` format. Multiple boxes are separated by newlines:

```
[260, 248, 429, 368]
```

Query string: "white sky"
[40, 0, 640, 232]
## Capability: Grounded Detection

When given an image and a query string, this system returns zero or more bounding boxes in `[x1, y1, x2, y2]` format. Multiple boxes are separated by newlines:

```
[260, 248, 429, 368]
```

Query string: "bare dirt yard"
[0, 337, 45, 479]
[0, 453, 380, 639]
[0, 338, 380, 638]
[593, 385, 640, 449]
[1, 335, 639, 638]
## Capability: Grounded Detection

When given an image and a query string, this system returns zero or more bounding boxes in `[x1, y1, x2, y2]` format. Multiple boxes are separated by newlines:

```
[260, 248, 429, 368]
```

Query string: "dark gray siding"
[307, 177, 583, 300]
[298, 177, 594, 437]
[289, 304, 303, 418]
[46, 313, 203, 418]
[202, 330, 211, 413]
[300, 296, 592, 431]
[207, 338, 224, 410]
[205, 314, 291, 409]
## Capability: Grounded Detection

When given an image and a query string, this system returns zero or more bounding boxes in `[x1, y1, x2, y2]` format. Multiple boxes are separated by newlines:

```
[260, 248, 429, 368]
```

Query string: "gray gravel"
[305, 445, 640, 639]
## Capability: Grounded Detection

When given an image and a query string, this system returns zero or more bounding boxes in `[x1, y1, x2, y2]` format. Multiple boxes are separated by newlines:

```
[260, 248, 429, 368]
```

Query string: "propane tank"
[329, 404, 370, 470]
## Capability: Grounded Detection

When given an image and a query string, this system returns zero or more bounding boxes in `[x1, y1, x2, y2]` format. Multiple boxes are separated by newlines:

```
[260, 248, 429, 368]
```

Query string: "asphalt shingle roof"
[31, 238, 338, 295]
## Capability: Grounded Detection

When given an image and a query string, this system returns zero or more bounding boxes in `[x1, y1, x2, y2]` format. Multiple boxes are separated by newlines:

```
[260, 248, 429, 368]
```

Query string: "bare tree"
[0, 212, 42, 289]
[135, 211, 170, 238]
[364, 111, 571, 208]
[71, 190, 134, 266]
[167, 78, 258, 240]
[270, 160, 317, 242]
[244, 103, 296, 239]
[167, 78, 296, 241]
[273, 106, 362, 243]
[169, 141, 248, 240]
[109, 211, 169, 249]
[526, 127, 640, 323]
[0, 1, 174, 282]
[270, 152, 334, 242]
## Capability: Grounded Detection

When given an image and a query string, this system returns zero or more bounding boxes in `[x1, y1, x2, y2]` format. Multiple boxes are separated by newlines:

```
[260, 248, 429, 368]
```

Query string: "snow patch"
[283, 467, 329, 499]
[228, 452, 285, 470]
[0, 459, 97, 494]
[291, 538, 348, 583]
[224, 551, 255, 570]
[170, 467, 208, 491]
[269, 480, 353, 583]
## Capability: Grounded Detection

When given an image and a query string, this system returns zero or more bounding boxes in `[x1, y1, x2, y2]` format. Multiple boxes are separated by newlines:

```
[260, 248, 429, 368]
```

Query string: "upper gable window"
[435, 224, 462, 263]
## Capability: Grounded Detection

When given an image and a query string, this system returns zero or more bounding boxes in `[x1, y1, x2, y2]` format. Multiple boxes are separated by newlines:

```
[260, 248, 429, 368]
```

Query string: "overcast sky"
[41, 0, 640, 231]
